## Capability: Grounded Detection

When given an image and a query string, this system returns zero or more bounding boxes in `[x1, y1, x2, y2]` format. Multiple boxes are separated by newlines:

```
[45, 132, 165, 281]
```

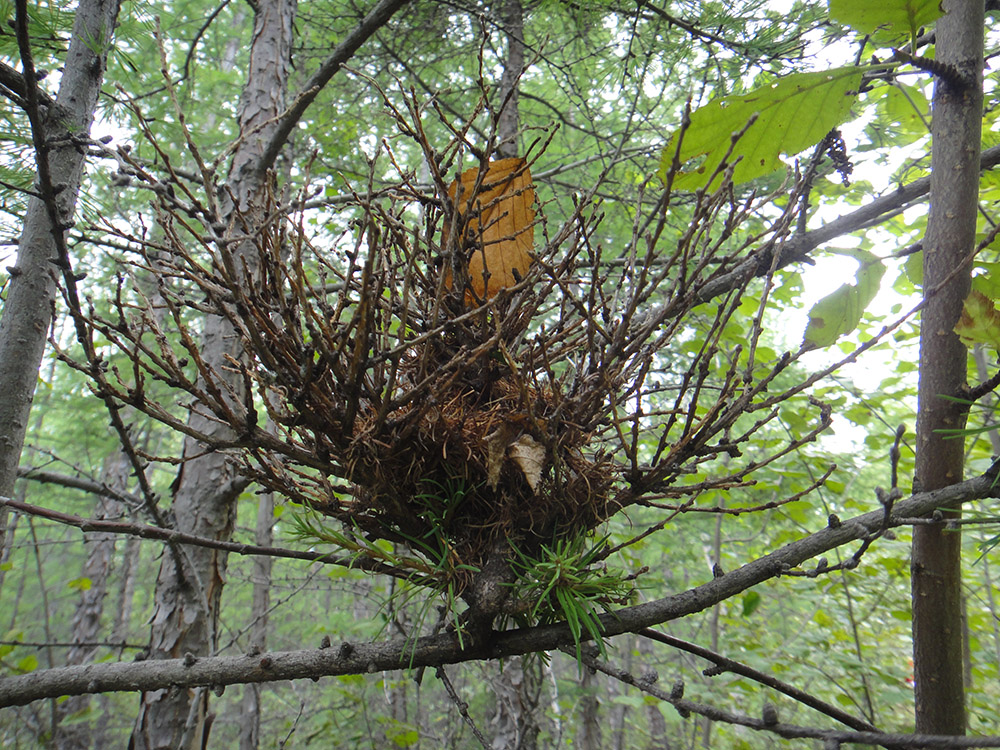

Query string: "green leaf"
[67, 577, 92, 592]
[874, 83, 930, 145]
[16, 654, 38, 673]
[904, 249, 923, 287]
[829, 0, 944, 42]
[390, 728, 420, 747]
[660, 67, 863, 190]
[742, 590, 762, 617]
[803, 249, 886, 348]
[971, 261, 1000, 299]
[955, 290, 1000, 353]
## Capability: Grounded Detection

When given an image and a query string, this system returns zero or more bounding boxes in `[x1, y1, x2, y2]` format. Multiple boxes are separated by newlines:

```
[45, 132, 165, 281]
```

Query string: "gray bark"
[238, 492, 274, 750]
[54, 452, 131, 750]
[636, 637, 669, 749]
[129, 0, 297, 744]
[0, 0, 121, 581]
[489, 656, 543, 749]
[576, 666, 602, 750]
[496, 0, 524, 159]
[129, 0, 411, 745]
[912, 0, 984, 736]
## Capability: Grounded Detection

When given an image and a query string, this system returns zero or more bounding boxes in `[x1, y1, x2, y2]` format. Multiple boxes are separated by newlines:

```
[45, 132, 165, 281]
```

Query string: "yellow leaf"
[444, 158, 535, 303]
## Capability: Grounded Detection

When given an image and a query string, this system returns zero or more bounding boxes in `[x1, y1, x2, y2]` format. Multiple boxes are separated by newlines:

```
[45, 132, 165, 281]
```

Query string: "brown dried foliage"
[58, 82, 835, 620]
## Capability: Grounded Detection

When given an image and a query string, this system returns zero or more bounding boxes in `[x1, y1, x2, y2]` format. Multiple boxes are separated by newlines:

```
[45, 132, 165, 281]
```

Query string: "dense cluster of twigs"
[57, 81, 834, 626]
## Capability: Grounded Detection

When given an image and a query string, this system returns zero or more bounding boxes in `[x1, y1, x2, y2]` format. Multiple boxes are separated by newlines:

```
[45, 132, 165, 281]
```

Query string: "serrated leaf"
[955, 290, 1000, 353]
[803, 250, 886, 348]
[829, 0, 944, 41]
[660, 67, 862, 191]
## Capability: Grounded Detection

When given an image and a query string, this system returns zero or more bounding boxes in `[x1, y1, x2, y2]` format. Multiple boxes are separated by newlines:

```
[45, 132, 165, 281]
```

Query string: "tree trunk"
[238, 492, 274, 750]
[0, 0, 121, 571]
[496, 0, 524, 159]
[488, 656, 543, 749]
[54, 452, 131, 750]
[129, 1, 297, 747]
[576, 667, 602, 750]
[636, 637, 669, 750]
[912, 0, 984, 735]
[129, 1, 411, 744]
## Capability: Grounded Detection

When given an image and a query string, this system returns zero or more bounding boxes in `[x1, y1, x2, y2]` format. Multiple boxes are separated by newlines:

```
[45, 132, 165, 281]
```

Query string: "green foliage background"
[1, 0, 1000, 747]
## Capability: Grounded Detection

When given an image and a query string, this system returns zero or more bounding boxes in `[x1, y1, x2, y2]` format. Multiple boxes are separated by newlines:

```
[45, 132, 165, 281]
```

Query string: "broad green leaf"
[803, 249, 886, 348]
[742, 590, 762, 617]
[829, 0, 944, 42]
[955, 290, 1000, 353]
[659, 66, 863, 190]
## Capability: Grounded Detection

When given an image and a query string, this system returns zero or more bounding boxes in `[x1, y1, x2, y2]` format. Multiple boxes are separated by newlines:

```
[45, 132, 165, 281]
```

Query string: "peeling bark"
[129, 1, 412, 745]
[130, 0, 297, 745]
[238, 492, 274, 750]
[0, 0, 121, 578]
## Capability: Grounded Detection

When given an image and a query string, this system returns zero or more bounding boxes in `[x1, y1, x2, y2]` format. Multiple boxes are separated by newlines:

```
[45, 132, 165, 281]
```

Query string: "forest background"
[2, 0, 1000, 747]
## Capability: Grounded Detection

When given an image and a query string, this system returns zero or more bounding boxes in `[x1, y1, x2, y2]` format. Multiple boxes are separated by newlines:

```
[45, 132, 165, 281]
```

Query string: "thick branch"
[2, 463, 997, 708]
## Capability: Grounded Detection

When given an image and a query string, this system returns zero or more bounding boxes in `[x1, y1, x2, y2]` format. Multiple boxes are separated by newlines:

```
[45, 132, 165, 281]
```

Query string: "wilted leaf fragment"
[829, 0, 944, 42]
[803, 250, 886, 348]
[659, 67, 862, 191]
[955, 290, 1000, 354]
[485, 422, 519, 489]
[444, 158, 535, 302]
[510, 434, 545, 493]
